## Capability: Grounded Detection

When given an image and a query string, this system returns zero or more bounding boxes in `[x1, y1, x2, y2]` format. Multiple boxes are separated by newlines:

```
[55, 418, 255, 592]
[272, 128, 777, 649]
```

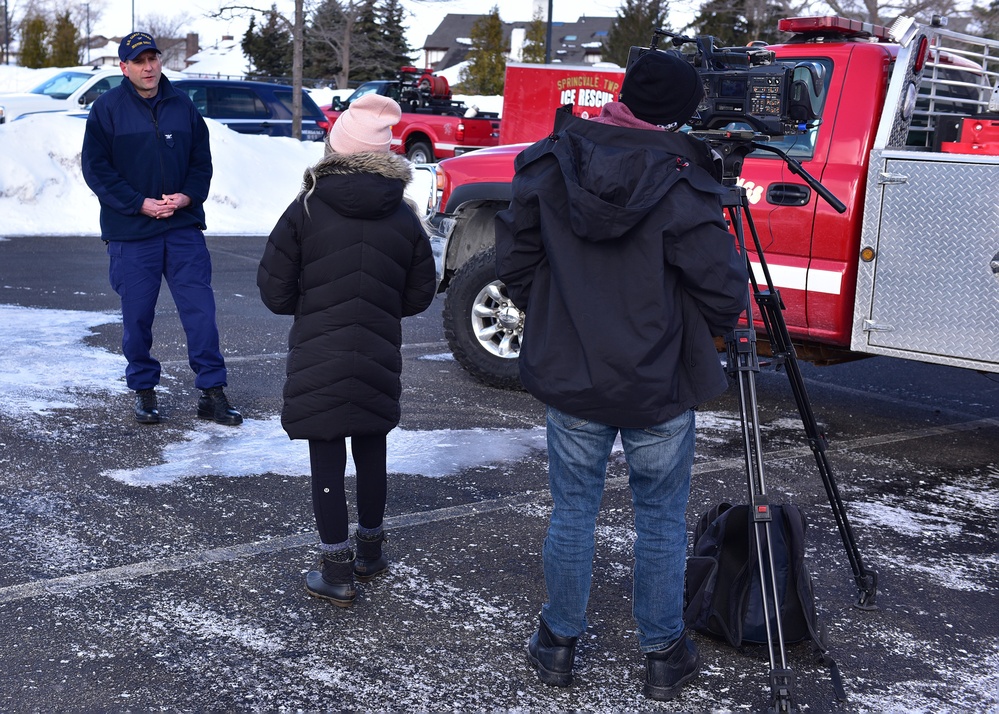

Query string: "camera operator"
[495, 50, 749, 701]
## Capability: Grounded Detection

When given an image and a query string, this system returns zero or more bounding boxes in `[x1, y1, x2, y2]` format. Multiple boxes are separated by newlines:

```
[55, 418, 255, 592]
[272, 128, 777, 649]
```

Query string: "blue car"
[171, 78, 330, 141]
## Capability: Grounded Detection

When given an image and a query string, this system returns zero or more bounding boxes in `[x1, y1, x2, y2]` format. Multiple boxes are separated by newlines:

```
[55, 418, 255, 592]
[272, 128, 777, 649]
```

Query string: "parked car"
[2, 71, 329, 143]
[0, 66, 139, 124]
[172, 78, 330, 142]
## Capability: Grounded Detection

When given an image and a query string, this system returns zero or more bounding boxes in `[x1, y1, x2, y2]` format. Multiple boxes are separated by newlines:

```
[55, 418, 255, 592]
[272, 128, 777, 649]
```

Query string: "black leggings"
[308, 435, 387, 545]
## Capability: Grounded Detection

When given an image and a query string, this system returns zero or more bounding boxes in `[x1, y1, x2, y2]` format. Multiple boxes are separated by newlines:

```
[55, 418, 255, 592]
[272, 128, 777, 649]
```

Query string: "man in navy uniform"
[82, 32, 241, 426]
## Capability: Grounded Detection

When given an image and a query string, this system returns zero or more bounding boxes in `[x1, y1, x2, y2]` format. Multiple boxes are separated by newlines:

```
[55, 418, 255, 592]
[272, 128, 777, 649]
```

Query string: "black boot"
[134, 388, 160, 424]
[527, 615, 577, 687]
[354, 530, 388, 582]
[197, 386, 243, 426]
[643, 631, 700, 701]
[305, 551, 356, 607]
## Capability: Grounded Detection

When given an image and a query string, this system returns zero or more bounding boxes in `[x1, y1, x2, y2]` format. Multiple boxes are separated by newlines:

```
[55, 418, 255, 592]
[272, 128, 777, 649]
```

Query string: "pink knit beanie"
[327, 94, 402, 154]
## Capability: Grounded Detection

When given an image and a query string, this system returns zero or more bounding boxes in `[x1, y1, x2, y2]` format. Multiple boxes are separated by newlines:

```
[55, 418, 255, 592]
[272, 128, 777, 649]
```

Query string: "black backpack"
[683, 502, 845, 699]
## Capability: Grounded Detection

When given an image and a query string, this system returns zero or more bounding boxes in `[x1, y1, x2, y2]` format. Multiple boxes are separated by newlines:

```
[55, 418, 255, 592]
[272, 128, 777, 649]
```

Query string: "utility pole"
[86, 3, 91, 64]
[544, 0, 553, 64]
[292, 0, 303, 140]
[3, 0, 9, 65]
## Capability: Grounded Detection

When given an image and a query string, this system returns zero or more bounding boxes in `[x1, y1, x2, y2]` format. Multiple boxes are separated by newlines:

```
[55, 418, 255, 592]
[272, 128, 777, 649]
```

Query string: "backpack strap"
[781, 505, 848, 703]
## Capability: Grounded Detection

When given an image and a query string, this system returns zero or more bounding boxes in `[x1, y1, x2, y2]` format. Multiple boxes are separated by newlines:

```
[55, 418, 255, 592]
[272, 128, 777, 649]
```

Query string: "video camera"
[627, 30, 824, 137]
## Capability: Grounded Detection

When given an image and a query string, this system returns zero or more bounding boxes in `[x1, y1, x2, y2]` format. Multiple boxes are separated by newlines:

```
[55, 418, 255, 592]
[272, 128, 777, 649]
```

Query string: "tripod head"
[689, 129, 761, 184]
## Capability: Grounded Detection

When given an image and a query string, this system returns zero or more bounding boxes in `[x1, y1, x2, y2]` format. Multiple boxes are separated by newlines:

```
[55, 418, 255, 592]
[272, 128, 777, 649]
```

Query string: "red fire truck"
[429, 16, 999, 389]
[321, 67, 501, 163]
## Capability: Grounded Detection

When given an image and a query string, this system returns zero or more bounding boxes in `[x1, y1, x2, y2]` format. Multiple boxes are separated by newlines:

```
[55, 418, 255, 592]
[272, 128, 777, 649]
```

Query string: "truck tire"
[407, 141, 434, 164]
[442, 247, 524, 390]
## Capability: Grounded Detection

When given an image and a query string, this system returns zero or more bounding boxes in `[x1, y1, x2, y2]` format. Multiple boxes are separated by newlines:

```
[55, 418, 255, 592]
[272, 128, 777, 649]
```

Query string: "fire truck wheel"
[442, 247, 524, 391]
[407, 141, 434, 164]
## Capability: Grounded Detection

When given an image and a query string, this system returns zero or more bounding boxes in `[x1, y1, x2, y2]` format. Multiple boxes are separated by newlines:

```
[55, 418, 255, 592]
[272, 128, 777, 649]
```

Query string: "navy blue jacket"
[495, 111, 749, 428]
[82, 74, 212, 241]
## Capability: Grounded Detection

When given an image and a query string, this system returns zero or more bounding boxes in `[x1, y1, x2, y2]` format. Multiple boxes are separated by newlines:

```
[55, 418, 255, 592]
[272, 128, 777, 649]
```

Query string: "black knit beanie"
[619, 50, 704, 129]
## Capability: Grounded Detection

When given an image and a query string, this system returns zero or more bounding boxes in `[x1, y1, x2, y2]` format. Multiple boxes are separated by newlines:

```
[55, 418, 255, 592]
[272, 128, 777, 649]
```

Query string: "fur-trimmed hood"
[300, 150, 414, 221]
[302, 150, 413, 192]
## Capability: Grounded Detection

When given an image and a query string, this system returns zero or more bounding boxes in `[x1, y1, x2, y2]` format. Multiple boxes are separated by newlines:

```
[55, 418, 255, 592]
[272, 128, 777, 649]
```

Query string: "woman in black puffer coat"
[257, 94, 436, 607]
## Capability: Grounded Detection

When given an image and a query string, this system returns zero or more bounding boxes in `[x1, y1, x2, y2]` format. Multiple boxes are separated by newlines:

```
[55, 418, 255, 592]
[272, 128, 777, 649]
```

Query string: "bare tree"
[138, 11, 195, 70]
[139, 10, 194, 38]
[817, 0, 970, 25]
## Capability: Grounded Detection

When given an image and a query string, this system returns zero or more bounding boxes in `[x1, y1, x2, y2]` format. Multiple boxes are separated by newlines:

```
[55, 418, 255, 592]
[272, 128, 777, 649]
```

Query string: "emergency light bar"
[779, 16, 893, 41]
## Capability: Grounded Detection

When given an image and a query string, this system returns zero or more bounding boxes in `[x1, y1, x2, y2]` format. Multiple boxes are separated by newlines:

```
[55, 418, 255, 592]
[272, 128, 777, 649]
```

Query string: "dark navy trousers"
[107, 226, 227, 391]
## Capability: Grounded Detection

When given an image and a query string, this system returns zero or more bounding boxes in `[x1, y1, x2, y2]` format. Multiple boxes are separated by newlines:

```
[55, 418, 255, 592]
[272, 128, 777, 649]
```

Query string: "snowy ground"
[1, 63, 997, 714]
[0, 64, 499, 238]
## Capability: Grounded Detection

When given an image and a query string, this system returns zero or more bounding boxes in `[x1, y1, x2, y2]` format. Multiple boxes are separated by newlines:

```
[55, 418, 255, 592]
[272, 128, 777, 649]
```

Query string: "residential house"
[419, 13, 615, 72]
[82, 33, 200, 72]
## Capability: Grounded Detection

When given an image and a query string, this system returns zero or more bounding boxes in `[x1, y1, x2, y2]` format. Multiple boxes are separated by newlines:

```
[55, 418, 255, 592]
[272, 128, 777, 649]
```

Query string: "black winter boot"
[527, 615, 577, 687]
[305, 551, 356, 607]
[134, 388, 160, 424]
[197, 386, 243, 426]
[643, 630, 700, 701]
[353, 530, 388, 582]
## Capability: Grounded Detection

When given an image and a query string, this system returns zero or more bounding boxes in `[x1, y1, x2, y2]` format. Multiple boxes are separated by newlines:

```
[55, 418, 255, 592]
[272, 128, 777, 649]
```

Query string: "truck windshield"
[345, 82, 399, 105]
[29, 71, 94, 100]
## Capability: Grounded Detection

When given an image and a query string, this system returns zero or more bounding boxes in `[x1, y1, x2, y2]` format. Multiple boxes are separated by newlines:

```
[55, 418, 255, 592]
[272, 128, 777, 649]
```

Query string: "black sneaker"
[134, 388, 160, 424]
[643, 631, 700, 701]
[527, 615, 577, 687]
[197, 386, 243, 426]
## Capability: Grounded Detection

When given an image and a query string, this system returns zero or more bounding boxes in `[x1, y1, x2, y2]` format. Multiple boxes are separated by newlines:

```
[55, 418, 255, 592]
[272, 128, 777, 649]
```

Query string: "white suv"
[0, 67, 126, 124]
[0, 66, 181, 124]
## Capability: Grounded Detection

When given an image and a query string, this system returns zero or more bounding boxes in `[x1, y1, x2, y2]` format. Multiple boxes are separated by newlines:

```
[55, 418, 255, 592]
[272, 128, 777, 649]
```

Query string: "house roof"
[422, 14, 616, 70]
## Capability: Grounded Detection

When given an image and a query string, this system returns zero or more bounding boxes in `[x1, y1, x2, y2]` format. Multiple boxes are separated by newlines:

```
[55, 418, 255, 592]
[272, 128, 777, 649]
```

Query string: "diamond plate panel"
[854, 154, 999, 370]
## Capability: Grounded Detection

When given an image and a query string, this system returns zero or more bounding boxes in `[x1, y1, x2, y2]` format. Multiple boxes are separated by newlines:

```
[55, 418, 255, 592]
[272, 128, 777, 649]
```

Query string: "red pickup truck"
[429, 16, 999, 389]
[321, 67, 501, 163]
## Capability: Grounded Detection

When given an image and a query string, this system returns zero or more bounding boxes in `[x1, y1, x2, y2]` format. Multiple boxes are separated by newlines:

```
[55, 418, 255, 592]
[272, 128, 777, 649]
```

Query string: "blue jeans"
[541, 405, 695, 653]
[107, 227, 227, 391]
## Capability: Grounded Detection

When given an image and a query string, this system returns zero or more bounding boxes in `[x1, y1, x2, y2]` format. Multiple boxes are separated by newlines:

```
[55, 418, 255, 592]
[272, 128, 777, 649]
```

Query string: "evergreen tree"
[349, 0, 383, 81]
[457, 6, 506, 95]
[50, 11, 81, 67]
[378, 0, 413, 71]
[242, 6, 294, 80]
[19, 15, 49, 68]
[304, 0, 346, 84]
[604, 0, 671, 68]
[688, 0, 789, 46]
[340, 0, 414, 83]
[522, 9, 548, 63]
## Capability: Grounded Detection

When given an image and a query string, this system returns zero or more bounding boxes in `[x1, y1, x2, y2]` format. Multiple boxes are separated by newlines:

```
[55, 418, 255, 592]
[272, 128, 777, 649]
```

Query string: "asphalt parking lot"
[0, 234, 996, 712]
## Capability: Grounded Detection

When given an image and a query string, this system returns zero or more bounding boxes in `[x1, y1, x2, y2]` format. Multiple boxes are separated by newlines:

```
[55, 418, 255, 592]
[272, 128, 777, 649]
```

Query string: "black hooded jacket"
[494, 112, 749, 428]
[257, 151, 436, 440]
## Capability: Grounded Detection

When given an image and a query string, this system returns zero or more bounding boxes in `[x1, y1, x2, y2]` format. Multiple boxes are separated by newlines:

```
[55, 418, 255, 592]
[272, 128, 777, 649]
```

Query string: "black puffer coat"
[257, 151, 436, 440]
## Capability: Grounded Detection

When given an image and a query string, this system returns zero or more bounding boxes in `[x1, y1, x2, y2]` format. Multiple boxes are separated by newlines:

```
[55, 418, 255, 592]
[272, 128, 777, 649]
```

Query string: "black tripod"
[698, 132, 879, 713]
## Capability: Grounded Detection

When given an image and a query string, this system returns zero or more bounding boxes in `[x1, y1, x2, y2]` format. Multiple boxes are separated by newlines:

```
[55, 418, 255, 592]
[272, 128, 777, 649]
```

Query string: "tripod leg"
[753, 288, 879, 609]
[736, 191, 879, 609]
[726, 328, 798, 713]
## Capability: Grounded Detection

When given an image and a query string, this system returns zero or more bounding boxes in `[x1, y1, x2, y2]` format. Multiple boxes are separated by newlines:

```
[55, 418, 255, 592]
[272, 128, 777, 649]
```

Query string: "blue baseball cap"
[119, 32, 161, 62]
